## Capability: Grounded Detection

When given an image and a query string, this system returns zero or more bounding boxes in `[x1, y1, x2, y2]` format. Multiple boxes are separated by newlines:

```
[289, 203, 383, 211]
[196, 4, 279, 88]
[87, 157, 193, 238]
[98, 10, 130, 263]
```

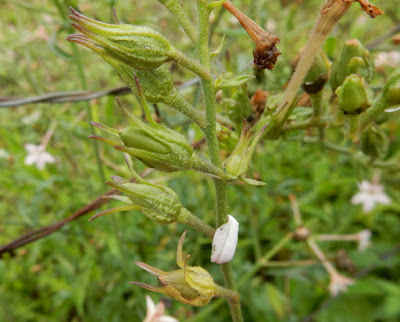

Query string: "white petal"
[362, 198, 376, 212]
[157, 316, 179, 322]
[24, 154, 38, 166]
[375, 193, 391, 205]
[145, 295, 156, 314]
[350, 192, 367, 205]
[211, 215, 239, 264]
[24, 144, 39, 153]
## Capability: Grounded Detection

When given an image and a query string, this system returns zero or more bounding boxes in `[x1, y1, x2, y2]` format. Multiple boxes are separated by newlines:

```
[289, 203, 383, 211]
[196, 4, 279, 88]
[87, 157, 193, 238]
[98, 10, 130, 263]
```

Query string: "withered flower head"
[223, 0, 281, 70]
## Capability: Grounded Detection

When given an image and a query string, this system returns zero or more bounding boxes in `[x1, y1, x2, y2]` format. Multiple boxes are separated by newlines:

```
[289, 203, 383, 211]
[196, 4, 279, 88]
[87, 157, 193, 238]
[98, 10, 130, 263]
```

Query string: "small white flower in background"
[374, 51, 400, 68]
[211, 215, 239, 264]
[143, 295, 178, 322]
[24, 144, 56, 170]
[21, 110, 42, 125]
[0, 148, 10, 159]
[358, 229, 371, 251]
[329, 271, 354, 297]
[351, 180, 391, 212]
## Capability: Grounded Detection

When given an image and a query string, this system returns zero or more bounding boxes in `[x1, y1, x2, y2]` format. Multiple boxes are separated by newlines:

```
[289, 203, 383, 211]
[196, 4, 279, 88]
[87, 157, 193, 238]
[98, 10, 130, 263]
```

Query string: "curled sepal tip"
[132, 231, 239, 306]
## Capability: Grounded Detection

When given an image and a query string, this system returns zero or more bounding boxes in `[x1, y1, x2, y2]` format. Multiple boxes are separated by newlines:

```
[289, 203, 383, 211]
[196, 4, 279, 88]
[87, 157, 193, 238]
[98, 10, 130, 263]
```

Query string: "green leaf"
[266, 283, 286, 319]
[215, 75, 256, 90]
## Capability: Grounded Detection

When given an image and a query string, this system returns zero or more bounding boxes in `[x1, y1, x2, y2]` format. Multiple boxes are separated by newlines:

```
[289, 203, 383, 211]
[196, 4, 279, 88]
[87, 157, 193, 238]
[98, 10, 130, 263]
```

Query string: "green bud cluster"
[335, 74, 373, 114]
[67, 7, 175, 70]
[331, 39, 374, 91]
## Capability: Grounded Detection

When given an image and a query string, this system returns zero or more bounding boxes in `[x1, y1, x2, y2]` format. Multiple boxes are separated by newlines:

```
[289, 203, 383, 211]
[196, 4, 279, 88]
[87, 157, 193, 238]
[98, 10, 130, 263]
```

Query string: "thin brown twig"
[0, 169, 152, 258]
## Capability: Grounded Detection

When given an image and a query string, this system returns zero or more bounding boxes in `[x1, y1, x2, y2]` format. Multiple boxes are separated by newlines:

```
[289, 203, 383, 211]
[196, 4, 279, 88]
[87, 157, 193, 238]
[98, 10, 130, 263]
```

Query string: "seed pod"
[335, 74, 373, 114]
[106, 178, 184, 224]
[67, 7, 175, 70]
[118, 120, 195, 172]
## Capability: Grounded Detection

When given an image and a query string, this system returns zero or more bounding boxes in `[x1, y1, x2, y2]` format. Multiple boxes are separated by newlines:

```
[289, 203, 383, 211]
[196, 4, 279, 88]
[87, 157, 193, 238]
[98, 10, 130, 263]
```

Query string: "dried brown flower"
[222, 0, 281, 70]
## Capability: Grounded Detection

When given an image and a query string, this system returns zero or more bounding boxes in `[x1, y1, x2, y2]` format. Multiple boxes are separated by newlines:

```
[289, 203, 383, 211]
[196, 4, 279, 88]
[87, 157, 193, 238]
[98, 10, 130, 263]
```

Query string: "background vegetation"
[0, 0, 399, 321]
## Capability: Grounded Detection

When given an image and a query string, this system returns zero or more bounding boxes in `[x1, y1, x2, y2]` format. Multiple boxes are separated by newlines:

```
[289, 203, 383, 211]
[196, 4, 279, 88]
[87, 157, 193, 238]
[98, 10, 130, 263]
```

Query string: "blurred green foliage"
[0, 0, 399, 321]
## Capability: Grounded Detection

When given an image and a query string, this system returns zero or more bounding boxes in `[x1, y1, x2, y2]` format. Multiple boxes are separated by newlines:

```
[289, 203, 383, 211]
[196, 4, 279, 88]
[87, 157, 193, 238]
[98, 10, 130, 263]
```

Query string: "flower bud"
[294, 227, 311, 241]
[331, 39, 374, 91]
[335, 74, 373, 114]
[67, 7, 175, 70]
[106, 177, 185, 224]
[225, 120, 267, 178]
[302, 50, 331, 94]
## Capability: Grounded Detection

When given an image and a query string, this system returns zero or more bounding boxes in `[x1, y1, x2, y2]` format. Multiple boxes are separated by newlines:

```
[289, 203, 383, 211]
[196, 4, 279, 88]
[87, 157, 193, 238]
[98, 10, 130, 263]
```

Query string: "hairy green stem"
[180, 209, 216, 239]
[165, 90, 206, 127]
[195, 1, 243, 321]
[159, 0, 199, 42]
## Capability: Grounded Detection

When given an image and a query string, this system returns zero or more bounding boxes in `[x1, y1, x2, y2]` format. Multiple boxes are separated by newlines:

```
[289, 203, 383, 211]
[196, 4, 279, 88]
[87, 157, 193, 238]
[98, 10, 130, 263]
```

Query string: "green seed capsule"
[335, 74, 373, 114]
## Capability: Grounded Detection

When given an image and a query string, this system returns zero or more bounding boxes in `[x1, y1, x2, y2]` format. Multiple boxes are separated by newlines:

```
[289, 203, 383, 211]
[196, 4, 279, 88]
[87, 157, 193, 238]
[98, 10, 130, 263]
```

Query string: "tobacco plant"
[65, 0, 398, 320]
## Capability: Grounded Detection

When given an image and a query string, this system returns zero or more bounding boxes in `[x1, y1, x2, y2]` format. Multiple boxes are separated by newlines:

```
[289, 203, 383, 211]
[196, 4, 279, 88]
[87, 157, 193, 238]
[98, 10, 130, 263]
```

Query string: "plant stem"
[195, 1, 243, 321]
[238, 232, 294, 288]
[165, 90, 206, 128]
[161, 0, 199, 43]
[180, 209, 215, 239]
[310, 91, 325, 143]
[266, 0, 352, 139]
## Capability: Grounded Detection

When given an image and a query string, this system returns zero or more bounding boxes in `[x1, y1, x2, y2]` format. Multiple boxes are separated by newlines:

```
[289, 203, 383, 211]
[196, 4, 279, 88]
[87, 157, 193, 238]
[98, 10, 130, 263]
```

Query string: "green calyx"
[225, 120, 268, 178]
[382, 68, 400, 106]
[117, 115, 195, 172]
[68, 7, 175, 70]
[106, 177, 185, 224]
[302, 50, 331, 94]
[335, 74, 373, 114]
[331, 39, 374, 91]
[103, 58, 175, 104]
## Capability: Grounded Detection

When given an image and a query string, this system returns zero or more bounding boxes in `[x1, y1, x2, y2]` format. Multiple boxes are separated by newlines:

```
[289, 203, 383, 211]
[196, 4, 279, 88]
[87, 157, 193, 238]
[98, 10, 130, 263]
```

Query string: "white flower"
[21, 110, 42, 125]
[358, 229, 371, 251]
[351, 180, 391, 212]
[24, 144, 56, 170]
[211, 215, 239, 264]
[375, 51, 400, 68]
[0, 148, 10, 159]
[329, 272, 354, 297]
[143, 295, 178, 322]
